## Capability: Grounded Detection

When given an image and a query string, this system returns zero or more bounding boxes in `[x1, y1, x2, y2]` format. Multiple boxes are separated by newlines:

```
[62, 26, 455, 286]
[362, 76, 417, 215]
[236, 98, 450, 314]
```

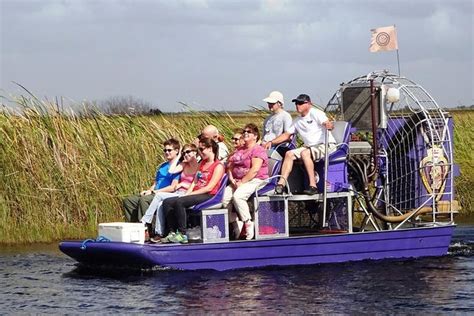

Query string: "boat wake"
[448, 241, 474, 257]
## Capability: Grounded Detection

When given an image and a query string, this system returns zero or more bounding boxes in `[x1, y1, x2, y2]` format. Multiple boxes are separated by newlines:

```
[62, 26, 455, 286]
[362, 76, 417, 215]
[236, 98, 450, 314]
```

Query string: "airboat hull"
[59, 225, 454, 271]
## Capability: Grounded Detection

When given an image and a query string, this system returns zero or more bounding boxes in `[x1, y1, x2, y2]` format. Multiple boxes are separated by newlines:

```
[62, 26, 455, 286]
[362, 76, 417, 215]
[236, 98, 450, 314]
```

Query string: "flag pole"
[394, 24, 400, 76]
[396, 49, 401, 76]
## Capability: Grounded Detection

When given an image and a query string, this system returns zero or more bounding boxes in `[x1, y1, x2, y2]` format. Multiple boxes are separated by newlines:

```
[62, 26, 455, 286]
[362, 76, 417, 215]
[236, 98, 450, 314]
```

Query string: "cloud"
[1, 0, 472, 111]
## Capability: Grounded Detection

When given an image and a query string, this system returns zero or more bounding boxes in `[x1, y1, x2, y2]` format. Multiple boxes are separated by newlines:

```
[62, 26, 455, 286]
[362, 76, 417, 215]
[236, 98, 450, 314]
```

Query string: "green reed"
[452, 110, 474, 218]
[1, 96, 472, 244]
[0, 97, 265, 243]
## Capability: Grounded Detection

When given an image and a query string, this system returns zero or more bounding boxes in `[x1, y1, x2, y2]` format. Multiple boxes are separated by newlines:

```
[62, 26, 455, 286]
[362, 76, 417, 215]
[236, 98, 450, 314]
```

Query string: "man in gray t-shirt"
[261, 91, 293, 157]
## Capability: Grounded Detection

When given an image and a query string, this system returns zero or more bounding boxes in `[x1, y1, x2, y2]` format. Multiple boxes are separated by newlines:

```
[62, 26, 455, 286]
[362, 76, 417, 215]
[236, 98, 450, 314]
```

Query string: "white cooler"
[98, 222, 145, 244]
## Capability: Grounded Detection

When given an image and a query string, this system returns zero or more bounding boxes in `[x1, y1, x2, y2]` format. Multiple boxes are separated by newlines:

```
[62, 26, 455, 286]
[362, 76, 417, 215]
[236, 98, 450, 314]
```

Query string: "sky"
[1, 0, 473, 113]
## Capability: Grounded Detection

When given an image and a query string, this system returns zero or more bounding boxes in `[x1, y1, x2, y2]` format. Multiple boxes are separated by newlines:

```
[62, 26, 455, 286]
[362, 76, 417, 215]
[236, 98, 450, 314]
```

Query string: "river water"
[1, 225, 473, 314]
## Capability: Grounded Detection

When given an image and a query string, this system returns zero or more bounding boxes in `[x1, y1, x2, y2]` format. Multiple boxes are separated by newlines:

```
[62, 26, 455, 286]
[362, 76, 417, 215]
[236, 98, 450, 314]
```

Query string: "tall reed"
[0, 96, 264, 243]
[452, 110, 474, 217]
[1, 97, 472, 244]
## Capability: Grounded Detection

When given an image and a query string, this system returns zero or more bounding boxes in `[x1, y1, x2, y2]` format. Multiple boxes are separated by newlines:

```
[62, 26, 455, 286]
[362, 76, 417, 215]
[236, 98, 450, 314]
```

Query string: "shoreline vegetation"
[1, 98, 473, 244]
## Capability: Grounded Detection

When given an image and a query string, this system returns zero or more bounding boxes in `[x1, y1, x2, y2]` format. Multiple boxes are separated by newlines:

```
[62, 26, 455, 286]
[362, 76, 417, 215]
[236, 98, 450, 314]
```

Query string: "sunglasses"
[183, 149, 196, 154]
[231, 137, 240, 141]
[242, 129, 254, 134]
[267, 102, 277, 106]
[163, 149, 174, 153]
[198, 147, 206, 152]
[295, 101, 306, 106]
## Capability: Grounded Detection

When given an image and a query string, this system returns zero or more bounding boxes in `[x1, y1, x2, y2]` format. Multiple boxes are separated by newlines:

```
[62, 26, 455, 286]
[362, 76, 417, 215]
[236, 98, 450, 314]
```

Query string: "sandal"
[274, 184, 285, 195]
[149, 236, 162, 243]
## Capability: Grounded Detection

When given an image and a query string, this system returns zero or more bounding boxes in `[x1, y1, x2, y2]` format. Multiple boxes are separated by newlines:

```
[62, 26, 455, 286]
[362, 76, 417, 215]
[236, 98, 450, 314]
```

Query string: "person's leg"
[222, 185, 233, 208]
[233, 179, 264, 240]
[232, 178, 265, 222]
[301, 148, 316, 187]
[222, 185, 238, 222]
[142, 193, 166, 224]
[163, 196, 181, 234]
[122, 194, 140, 222]
[138, 193, 155, 221]
[174, 194, 212, 234]
[277, 149, 298, 186]
[154, 192, 183, 236]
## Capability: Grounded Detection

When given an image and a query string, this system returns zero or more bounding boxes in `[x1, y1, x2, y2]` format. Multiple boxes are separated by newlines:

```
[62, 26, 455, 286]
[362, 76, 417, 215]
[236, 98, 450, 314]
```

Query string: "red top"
[193, 160, 223, 195]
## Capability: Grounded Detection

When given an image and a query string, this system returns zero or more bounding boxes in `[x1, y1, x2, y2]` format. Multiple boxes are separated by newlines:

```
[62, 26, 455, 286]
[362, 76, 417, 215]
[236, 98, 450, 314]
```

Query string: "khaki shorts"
[291, 143, 336, 162]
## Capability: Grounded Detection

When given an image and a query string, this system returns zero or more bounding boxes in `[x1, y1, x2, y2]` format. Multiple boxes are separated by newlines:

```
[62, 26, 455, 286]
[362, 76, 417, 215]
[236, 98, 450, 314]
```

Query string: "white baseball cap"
[263, 91, 284, 105]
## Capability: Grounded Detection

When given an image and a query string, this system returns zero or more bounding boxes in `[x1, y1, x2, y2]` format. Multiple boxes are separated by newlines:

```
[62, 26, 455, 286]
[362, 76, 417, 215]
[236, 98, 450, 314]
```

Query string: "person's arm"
[141, 181, 156, 196]
[264, 132, 292, 150]
[283, 112, 293, 133]
[167, 157, 183, 174]
[176, 181, 192, 191]
[188, 164, 225, 196]
[153, 179, 179, 194]
[185, 174, 198, 195]
[227, 160, 238, 188]
[238, 157, 263, 185]
[314, 109, 333, 130]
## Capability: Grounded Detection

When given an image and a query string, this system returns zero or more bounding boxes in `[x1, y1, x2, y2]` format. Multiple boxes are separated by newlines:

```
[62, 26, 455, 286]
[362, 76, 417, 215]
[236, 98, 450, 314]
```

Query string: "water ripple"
[0, 226, 473, 313]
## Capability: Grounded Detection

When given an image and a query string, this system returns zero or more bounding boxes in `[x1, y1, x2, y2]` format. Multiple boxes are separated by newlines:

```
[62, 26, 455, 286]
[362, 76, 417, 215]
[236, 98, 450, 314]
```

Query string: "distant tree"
[101, 96, 159, 115]
[149, 108, 163, 115]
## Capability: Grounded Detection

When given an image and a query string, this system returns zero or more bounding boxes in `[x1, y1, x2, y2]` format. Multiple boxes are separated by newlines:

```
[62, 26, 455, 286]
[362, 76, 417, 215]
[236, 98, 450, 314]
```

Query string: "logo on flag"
[369, 25, 398, 52]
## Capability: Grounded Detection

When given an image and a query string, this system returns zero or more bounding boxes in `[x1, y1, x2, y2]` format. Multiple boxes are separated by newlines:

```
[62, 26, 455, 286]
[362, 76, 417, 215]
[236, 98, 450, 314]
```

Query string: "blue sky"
[1, 0, 473, 112]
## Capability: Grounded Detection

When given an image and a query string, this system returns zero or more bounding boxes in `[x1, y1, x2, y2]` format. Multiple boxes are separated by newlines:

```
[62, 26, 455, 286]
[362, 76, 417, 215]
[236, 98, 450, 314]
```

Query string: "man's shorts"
[291, 143, 337, 162]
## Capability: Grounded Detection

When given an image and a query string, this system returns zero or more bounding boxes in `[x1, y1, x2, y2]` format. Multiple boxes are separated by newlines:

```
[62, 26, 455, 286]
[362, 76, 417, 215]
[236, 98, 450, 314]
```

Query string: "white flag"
[369, 25, 398, 52]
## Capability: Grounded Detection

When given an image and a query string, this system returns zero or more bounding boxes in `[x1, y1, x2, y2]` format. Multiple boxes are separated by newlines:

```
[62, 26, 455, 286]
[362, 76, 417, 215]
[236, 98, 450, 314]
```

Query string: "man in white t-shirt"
[261, 91, 293, 157]
[271, 94, 336, 195]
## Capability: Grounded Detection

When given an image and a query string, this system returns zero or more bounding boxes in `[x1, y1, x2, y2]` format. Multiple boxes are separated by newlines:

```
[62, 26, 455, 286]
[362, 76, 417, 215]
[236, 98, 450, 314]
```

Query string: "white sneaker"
[244, 221, 254, 240]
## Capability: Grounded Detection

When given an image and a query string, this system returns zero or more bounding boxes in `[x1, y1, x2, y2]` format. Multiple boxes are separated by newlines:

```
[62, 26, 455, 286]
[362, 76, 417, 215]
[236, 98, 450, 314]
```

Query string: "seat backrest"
[272, 134, 297, 154]
[191, 174, 229, 211]
[267, 156, 282, 184]
[332, 121, 351, 144]
[288, 133, 297, 149]
[255, 156, 282, 196]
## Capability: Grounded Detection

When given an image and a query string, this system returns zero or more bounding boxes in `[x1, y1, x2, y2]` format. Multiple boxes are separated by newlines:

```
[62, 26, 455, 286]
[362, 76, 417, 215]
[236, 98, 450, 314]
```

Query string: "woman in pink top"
[162, 137, 225, 243]
[141, 143, 199, 241]
[223, 123, 269, 240]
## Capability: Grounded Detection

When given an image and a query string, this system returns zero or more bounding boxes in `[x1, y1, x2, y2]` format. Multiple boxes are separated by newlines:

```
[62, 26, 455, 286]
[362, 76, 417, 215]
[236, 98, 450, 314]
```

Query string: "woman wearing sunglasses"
[226, 131, 244, 161]
[140, 143, 199, 242]
[161, 137, 225, 244]
[231, 131, 244, 149]
[223, 123, 269, 240]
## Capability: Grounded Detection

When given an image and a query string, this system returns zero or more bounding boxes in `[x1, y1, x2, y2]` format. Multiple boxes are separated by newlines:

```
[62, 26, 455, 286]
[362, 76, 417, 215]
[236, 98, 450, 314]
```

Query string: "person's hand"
[140, 189, 152, 196]
[230, 179, 237, 188]
[264, 142, 273, 150]
[234, 180, 243, 188]
[324, 121, 334, 130]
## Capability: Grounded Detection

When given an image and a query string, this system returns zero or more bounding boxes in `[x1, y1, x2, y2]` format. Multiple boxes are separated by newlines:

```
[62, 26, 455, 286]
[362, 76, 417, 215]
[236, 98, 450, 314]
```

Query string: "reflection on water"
[0, 226, 473, 313]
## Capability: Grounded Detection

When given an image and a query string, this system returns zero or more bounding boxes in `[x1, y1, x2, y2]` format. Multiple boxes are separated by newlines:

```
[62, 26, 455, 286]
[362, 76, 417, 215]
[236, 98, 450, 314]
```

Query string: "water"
[1, 225, 473, 314]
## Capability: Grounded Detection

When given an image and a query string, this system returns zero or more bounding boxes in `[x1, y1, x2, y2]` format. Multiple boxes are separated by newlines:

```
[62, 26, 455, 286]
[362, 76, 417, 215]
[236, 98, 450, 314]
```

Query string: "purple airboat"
[59, 71, 460, 271]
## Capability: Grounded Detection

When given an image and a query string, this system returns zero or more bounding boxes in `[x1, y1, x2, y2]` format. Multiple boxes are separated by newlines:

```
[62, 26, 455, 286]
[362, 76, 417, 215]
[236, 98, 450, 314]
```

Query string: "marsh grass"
[0, 96, 265, 243]
[452, 110, 474, 217]
[1, 96, 472, 244]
